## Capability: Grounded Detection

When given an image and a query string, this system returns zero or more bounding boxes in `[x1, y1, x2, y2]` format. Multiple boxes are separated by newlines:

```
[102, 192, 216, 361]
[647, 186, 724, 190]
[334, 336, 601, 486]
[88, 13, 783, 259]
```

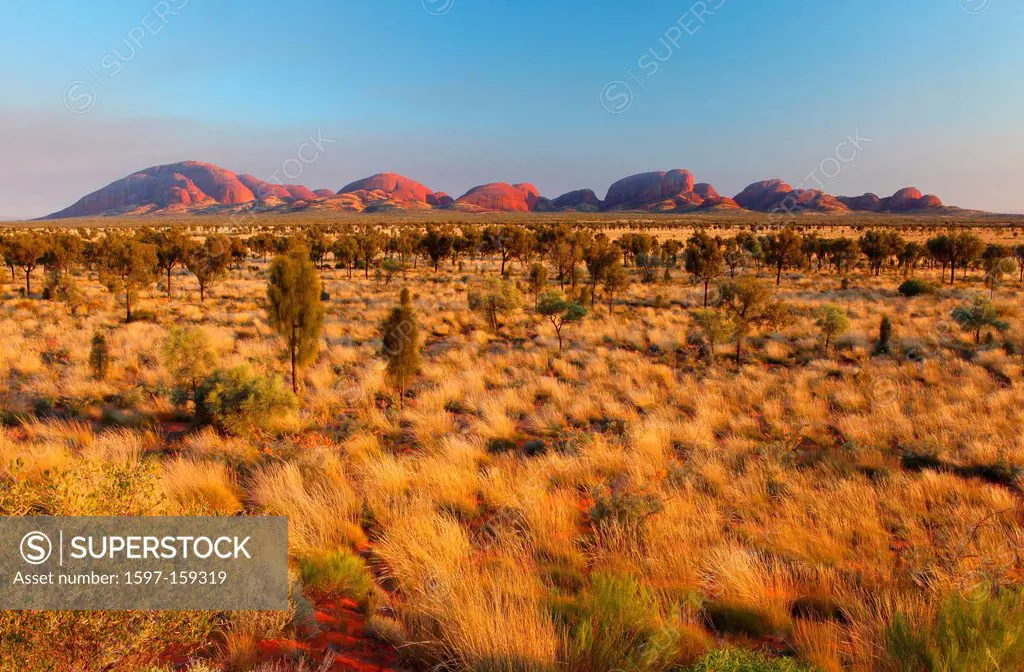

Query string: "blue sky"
[1, 0, 1022, 217]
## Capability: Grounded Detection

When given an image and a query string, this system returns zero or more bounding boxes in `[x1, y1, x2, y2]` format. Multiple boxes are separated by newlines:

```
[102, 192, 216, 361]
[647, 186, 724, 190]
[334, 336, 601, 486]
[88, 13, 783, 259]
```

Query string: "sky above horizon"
[1, 0, 1022, 218]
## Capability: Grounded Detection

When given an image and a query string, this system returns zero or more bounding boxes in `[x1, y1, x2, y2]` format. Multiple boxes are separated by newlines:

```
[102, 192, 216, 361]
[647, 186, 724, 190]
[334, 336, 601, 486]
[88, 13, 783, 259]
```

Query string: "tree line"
[2, 223, 1021, 322]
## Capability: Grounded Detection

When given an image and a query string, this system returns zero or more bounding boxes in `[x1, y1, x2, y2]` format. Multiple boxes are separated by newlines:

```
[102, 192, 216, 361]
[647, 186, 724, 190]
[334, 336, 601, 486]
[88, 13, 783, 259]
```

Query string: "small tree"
[89, 332, 110, 381]
[684, 232, 725, 307]
[584, 238, 620, 305]
[602, 262, 630, 312]
[858, 230, 903, 276]
[421, 226, 455, 272]
[984, 258, 1018, 299]
[49, 271, 85, 316]
[151, 230, 191, 298]
[332, 235, 359, 279]
[185, 235, 231, 302]
[481, 225, 516, 276]
[42, 232, 83, 278]
[379, 288, 421, 407]
[163, 327, 216, 405]
[7, 233, 47, 297]
[355, 230, 383, 279]
[814, 304, 850, 352]
[952, 297, 1008, 344]
[765, 227, 802, 286]
[266, 246, 325, 393]
[537, 291, 587, 353]
[717, 277, 790, 363]
[99, 236, 158, 322]
[527, 263, 548, 309]
[692, 308, 733, 360]
[468, 278, 522, 331]
[380, 259, 404, 286]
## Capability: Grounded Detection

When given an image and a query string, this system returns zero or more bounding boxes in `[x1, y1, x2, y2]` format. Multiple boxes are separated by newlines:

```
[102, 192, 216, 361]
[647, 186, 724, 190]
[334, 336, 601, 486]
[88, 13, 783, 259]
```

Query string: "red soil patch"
[257, 598, 404, 672]
[158, 598, 403, 671]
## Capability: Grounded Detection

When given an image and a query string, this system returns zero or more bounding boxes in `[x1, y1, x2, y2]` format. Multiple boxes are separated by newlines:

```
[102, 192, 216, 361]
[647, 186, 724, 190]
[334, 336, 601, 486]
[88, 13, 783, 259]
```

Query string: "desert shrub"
[487, 437, 519, 454]
[163, 327, 215, 405]
[89, 331, 110, 380]
[898, 278, 934, 297]
[51, 458, 163, 517]
[705, 601, 787, 639]
[813, 304, 849, 351]
[885, 587, 1024, 671]
[379, 288, 421, 406]
[875, 315, 893, 355]
[951, 297, 1008, 343]
[127, 308, 158, 323]
[523, 438, 547, 456]
[195, 365, 297, 432]
[589, 489, 663, 538]
[560, 573, 710, 672]
[689, 648, 813, 672]
[40, 340, 72, 370]
[49, 271, 86, 315]
[0, 611, 219, 671]
[468, 277, 522, 331]
[298, 550, 373, 604]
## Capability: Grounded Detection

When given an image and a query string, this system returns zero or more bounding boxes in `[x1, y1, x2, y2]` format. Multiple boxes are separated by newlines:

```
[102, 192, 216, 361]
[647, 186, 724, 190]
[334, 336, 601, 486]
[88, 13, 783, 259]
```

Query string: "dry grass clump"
[161, 458, 243, 515]
[248, 461, 364, 557]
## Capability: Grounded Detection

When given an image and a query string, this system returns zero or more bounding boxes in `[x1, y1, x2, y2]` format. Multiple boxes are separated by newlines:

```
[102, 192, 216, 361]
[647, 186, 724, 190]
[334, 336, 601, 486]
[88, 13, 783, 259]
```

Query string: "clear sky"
[1, 0, 1022, 218]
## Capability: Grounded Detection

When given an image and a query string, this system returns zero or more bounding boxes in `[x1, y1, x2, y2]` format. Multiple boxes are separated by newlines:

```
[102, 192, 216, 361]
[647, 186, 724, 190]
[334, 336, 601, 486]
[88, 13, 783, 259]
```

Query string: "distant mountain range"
[42, 161, 956, 219]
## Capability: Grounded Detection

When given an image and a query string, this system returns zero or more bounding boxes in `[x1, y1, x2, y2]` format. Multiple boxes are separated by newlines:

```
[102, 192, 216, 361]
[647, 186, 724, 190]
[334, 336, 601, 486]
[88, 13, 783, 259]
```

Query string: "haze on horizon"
[1, 0, 1022, 220]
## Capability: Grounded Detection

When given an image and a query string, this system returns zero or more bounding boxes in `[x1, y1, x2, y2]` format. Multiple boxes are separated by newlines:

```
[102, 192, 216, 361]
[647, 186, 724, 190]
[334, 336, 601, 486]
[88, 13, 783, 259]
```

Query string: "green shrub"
[589, 489, 663, 537]
[885, 587, 1024, 672]
[298, 550, 373, 604]
[705, 600, 785, 639]
[194, 365, 296, 432]
[163, 327, 215, 405]
[486, 437, 518, 454]
[126, 308, 158, 323]
[898, 279, 934, 297]
[689, 648, 813, 672]
[560, 573, 709, 672]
